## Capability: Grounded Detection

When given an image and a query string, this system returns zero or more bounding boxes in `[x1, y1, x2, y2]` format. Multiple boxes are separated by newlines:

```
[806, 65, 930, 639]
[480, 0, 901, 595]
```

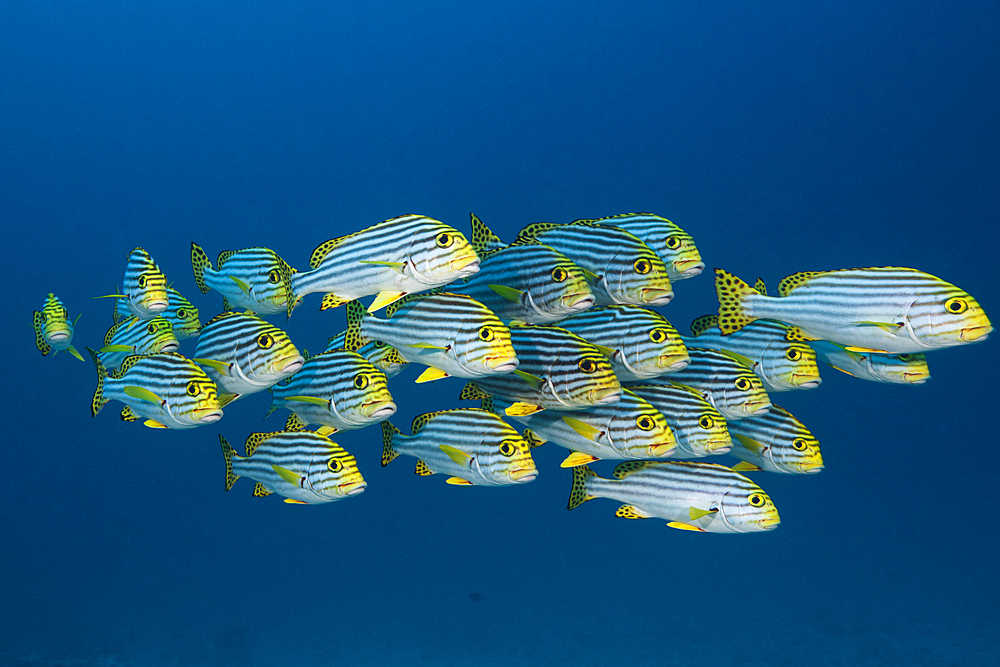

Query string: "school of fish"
[34, 212, 992, 531]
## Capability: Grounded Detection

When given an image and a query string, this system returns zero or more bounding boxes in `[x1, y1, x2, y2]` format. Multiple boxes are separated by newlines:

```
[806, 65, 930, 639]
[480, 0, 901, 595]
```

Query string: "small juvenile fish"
[627, 383, 732, 457]
[32, 293, 84, 361]
[191, 242, 297, 316]
[88, 349, 223, 429]
[727, 405, 824, 474]
[558, 305, 689, 381]
[570, 213, 704, 281]
[193, 311, 304, 405]
[568, 461, 780, 533]
[809, 340, 930, 385]
[220, 430, 365, 504]
[115, 287, 202, 339]
[715, 267, 992, 353]
[290, 214, 481, 315]
[98, 316, 179, 371]
[97, 247, 169, 320]
[381, 408, 538, 486]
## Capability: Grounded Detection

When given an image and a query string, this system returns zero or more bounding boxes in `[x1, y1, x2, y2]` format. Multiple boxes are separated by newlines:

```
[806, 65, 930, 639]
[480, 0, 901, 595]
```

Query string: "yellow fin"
[229, 275, 251, 295]
[615, 504, 651, 519]
[283, 395, 330, 407]
[252, 482, 273, 497]
[193, 358, 232, 376]
[844, 345, 893, 353]
[562, 416, 601, 441]
[368, 290, 406, 312]
[733, 433, 765, 453]
[560, 451, 600, 468]
[716, 349, 757, 370]
[689, 506, 718, 521]
[851, 321, 901, 334]
[440, 444, 474, 465]
[283, 498, 309, 504]
[99, 344, 135, 353]
[143, 419, 168, 429]
[316, 426, 338, 437]
[415, 366, 449, 383]
[123, 385, 163, 405]
[489, 284, 524, 303]
[514, 369, 543, 389]
[446, 476, 474, 485]
[408, 342, 448, 350]
[217, 393, 239, 407]
[68, 345, 85, 362]
[667, 521, 706, 532]
[522, 428, 546, 448]
[358, 260, 406, 271]
[415, 460, 434, 476]
[272, 464, 303, 486]
[592, 343, 617, 358]
[505, 402, 544, 417]
[320, 293, 349, 311]
[732, 461, 762, 472]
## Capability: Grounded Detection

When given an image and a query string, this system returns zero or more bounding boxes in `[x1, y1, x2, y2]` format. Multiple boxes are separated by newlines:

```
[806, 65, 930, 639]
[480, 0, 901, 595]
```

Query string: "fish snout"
[509, 467, 538, 483]
[194, 408, 224, 423]
[485, 354, 519, 372]
[363, 400, 397, 419]
[673, 260, 705, 278]
[659, 354, 690, 371]
[277, 355, 305, 375]
[902, 372, 929, 384]
[590, 386, 622, 405]
[792, 373, 822, 389]
[640, 287, 674, 306]
[341, 480, 367, 496]
[960, 325, 992, 342]
[562, 292, 596, 311]
[451, 255, 480, 274]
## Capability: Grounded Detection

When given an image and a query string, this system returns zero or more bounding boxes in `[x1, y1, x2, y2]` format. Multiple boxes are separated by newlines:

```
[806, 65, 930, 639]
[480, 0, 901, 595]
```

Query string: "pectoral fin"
[272, 464, 303, 486]
[368, 290, 407, 312]
[358, 260, 407, 271]
[282, 395, 331, 407]
[446, 477, 474, 486]
[440, 444, 474, 466]
[560, 451, 600, 468]
[562, 416, 601, 441]
[689, 506, 718, 521]
[124, 385, 163, 405]
[514, 369, 543, 389]
[229, 275, 251, 295]
[408, 342, 448, 350]
[193, 358, 233, 376]
[415, 367, 449, 383]
[733, 433, 765, 453]
[732, 461, 762, 472]
[99, 345, 135, 353]
[488, 284, 524, 304]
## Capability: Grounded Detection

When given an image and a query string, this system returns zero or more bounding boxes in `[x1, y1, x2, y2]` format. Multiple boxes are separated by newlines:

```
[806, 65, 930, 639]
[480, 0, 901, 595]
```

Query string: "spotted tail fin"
[381, 421, 402, 467]
[190, 242, 213, 294]
[567, 464, 599, 510]
[714, 269, 759, 335]
[86, 347, 109, 417]
[219, 435, 240, 491]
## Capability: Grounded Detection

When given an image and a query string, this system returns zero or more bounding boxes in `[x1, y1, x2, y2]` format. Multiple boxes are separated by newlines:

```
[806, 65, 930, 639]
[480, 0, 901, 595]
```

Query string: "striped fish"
[513, 222, 674, 307]
[88, 349, 223, 429]
[344, 293, 517, 382]
[630, 347, 771, 421]
[627, 383, 732, 457]
[290, 214, 481, 315]
[97, 247, 169, 320]
[193, 311, 303, 405]
[688, 314, 821, 392]
[98, 316, 179, 371]
[809, 340, 930, 384]
[190, 242, 297, 316]
[727, 405, 824, 474]
[571, 213, 704, 281]
[715, 267, 992, 353]
[568, 461, 780, 533]
[458, 324, 622, 415]
[326, 330, 409, 379]
[33, 293, 84, 361]
[446, 213, 595, 324]
[381, 408, 537, 486]
[480, 389, 676, 467]
[267, 349, 396, 434]
[220, 430, 365, 504]
[115, 287, 202, 339]
[558, 305, 690, 381]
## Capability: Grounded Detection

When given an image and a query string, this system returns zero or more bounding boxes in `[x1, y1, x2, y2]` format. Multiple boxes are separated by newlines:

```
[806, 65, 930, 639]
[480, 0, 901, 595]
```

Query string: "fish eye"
[633, 258, 652, 275]
[435, 232, 454, 248]
[665, 236, 681, 250]
[578, 358, 597, 374]
[735, 377, 752, 391]
[636, 415, 656, 431]
[748, 493, 766, 507]
[176, 308, 187, 318]
[147, 322, 157, 334]
[786, 348, 802, 361]
[478, 326, 495, 342]
[268, 269, 282, 283]
[137, 274, 148, 288]
[374, 340, 386, 348]
[185, 381, 200, 397]
[792, 438, 808, 451]
[648, 328, 668, 343]
[354, 374, 369, 390]
[945, 298, 968, 314]
[499, 441, 517, 457]
[257, 333, 275, 349]
[328, 458, 344, 473]
[698, 414, 715, 429]
[551, 267, 568, 282]
[898, 354, 913, 361]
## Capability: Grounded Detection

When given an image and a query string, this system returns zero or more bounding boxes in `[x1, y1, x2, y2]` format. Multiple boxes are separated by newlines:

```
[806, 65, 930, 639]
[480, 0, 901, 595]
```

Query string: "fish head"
[522, 251, 595, 319]
[718, 372, 772, 418]
[455, 316, 518, 376]
[407, 222, 481, 285]
[600, 249, 675, 306]
[493, 437, 538, 484]
[311, 449, 366, 499]
[759, 341, 822, 390]
[720, 485, 781, 532]
[610, 398, 676, 458]
[920, 289, 992, 348]
[685, 410, 733, 456]
[39, 296, 73, 344]
[869, 352, 930, 384]
[182, 377, 225, 424]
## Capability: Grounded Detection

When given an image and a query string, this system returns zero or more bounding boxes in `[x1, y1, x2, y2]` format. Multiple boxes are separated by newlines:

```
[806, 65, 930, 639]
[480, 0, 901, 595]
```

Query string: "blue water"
[3, 1, 998, 665]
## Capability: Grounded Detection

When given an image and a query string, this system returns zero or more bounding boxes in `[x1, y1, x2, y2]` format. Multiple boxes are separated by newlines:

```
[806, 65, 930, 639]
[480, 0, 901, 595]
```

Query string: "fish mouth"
[757, 515, 781, 530]
[485, 355, 519, 372]
[341, 480, 367, 496]
[961, 325, 992, 342]
[590, 386, 622, 405]
[48, 331, 70, 342]
[672, 260, 705, 278]
[792, 374, 822, 389]
[277, 355, 305, 374]
[143, 298, 169, 313]
[743, 400, 771, 415]
[363, 400, 397, 419]
[902, 372, 930, 384]
[160, 341, 181, 353]
[659, 354, 690, 371]
[650, 442, 676, 457]
[194, 408, 224, 423]
[800, 463, 825, 474]
[450, 255, 481, 274]
[705, 438, 733, 455]
[562, 292, 595, 311]
[509, 468, 538, 483]
[640, 287, 674, 305]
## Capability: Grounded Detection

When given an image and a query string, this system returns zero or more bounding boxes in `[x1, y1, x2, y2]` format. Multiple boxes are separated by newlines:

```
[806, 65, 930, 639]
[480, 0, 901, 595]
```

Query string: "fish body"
[88, 349, 223, 429]
[116, 287, 201, 339]
[111, 247, 169, 320]
[381, 408, 537, 486]
[687, 314, 821, 392]
[809, 340, 930, 384]
[715, 267, 992, 353]
[459, 324, 622, 414]
[326, 331, 409, 379]
[191, 243, 297, 316]
[558, 305, 690, 381]
[268, 349, 396, 432]
[513, 222, 674, 307]
[568, 461, 780, 533]
[33, 293, 83, 360]
[727, 405, 824, 474]
[571, 213, 704, 281]
[220, 430, 365, 504]
[344, 293, 517, 381]
[290, 214, 480, 314]
[627, 383, 732, 457]
[98, 316, 179, 371]
[193, 311, 304, 403]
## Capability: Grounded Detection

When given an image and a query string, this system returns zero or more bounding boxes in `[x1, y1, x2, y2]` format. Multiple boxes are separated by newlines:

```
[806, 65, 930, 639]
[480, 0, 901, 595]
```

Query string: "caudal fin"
[86, 347, 109, 417]
[219, 435, 240, 491]
[190, 242, 213, 294]
[567, 464, 598, 510]
[714, 268, 759, 335]
[381, 421, 402, 467]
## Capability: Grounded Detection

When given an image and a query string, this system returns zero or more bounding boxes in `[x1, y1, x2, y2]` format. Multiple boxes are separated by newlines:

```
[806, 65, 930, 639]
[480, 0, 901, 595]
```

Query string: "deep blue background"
[3, 2, 998, 665]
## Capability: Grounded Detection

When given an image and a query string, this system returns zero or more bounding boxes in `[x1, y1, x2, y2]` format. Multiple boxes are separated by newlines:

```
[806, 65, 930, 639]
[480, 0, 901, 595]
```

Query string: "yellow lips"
[961, 325, 992, 342]
[650, 442, 676, 457]
[757, 514, 781, 530]
[509, 467, 538, 482]
[743, 400, 772, 415]
[672, 259, 705, 277]
[640, 287, 674, 305]
[562, 292, 596, 310]
[903, 371, 930, 384]
[450, 254, 481, 273]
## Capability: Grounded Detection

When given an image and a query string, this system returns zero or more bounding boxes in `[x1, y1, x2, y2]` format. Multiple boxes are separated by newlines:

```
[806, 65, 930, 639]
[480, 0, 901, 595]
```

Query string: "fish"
[289, 214, 480, 315]
[190, 243, 297, 316]
[687, 314, 821, 392]
[96, 247, 169, 320]
[626, 383, 733, 457]
[115, 287, 202, 339]
[445, 213, 595, 324]
[326, 330, 409, 379]
[343, 293, 517, 382]
[88, 349, 223, 429]
[32, 293, 84, 361]
[570, 213, 704, 281]
[458, 324, 622, 415]
[193, 311, 304, 405]
[630, 347, 771, 421]
[809, 339, 930, 384]
[513, 221, 674, 307]
[715, 267, 992, 353]
[97, 316, 179, 371]
[267, 348, 396, 434]
[479, 389, 676, 467]
[380, 408, 538, 486]
[568, 461, 780, 533]
[727, 405, 824, 474]
[220, 430, 366, 504]
[558, 305, 690, 381]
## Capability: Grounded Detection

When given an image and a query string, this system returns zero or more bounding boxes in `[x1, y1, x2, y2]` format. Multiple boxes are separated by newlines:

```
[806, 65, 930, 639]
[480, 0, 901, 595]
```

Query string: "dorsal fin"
[777, 271, 825, 296]
[612, 460, 655, 479]
[690, 314, 718, 337]
[412, 410, 449, 434]
[469, 213, 506, 254]
[309, 233, 355, 269]
[753, 278, 768, 296]
[217, 250, 236, 267]
[244, 432, 272, 457]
